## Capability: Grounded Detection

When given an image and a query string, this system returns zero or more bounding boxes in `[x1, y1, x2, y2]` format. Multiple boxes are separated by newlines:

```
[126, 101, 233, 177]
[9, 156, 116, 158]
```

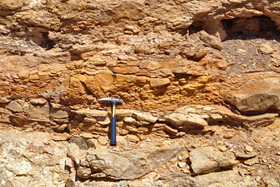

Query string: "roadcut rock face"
[1, 0, 280, 186]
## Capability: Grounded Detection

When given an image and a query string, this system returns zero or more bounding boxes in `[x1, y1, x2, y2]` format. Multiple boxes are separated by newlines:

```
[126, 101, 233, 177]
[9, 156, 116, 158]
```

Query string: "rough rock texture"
[1, 124, 280, 186]
[190, 146, 237, 174]
[1, 0, 280, 112]
[0, 129, 69, 187]
[1, 0, 280, 186]
[221, 72, 280, 114]
[71, 145, 185, 180]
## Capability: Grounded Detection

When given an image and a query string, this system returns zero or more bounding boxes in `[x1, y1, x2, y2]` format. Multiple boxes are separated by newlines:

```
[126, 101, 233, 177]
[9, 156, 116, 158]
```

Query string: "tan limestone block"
[150, 78, 170, 87]
[113, 66, 139, 74]
[77, 70, 114, 94]
[134, 76, 150, 85]
[17, 69, 30, 79]
[115, 74, 136, 84]
[0, 0, 25, 10]
[147, 61, 161, 70]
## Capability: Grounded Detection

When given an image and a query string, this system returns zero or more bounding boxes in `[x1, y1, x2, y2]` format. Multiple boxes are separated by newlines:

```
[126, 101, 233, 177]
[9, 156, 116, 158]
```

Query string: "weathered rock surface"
[199, 30, 223, 50]
[70, 145, 185, 180]
[1, 0, 280, 186]
[220, 72, 280, 113]
[0, 0, 279, 115]
[195, 170, 257, 187]
[1, 125, 279, 186]
[0, 129, 69, 187]
[190, 146, 237, 174]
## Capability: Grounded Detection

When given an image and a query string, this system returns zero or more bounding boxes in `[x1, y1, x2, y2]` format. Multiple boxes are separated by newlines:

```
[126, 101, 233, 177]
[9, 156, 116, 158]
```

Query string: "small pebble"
[181, 168, 190, 174]
[98, 136, 108, 146]
[178, 162, 186, 168]
[245, 145, 254, 152]
[256, 176, 262, 182]
[244, 157, 258, 166]
[217, 141, 223, 145]
[205, 134, 211, 139]
[219, 145, 228, 152]
[177, 155, 183, 161]
[223, 134, 233, 139]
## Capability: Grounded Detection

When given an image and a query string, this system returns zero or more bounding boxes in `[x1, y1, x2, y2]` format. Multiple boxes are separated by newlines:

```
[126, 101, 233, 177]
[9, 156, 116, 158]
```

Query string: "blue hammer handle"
[110, 117, 117, 146]
[110, 102, 117, 146]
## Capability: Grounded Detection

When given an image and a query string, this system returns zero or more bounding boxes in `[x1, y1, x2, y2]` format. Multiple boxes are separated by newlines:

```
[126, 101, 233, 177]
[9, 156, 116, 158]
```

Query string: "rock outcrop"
[70, 144, 185, 180]
[0, 0, 280, 113]
[1, 125, 280, 186]
[1, 97, 278, 137]
[1, 0, 280, 186]
[221, 72, 280, 114]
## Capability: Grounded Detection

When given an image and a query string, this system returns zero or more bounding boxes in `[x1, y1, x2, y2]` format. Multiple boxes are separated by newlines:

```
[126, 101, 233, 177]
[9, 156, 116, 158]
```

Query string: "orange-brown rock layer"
[0, 0, 280, 129]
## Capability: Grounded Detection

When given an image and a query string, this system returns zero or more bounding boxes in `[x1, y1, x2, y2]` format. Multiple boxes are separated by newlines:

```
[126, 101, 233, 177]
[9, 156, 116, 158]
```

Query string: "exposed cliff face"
[1, 0, 280, 186]
[1, 0, 280, 110]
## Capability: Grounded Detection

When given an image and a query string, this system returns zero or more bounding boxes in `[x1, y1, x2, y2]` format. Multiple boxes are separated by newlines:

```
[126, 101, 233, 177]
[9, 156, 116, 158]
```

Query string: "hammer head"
[98, 98, 123, 104]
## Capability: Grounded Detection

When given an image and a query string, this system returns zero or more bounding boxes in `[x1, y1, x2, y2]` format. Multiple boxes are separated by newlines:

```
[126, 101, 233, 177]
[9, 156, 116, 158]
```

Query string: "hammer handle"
[110, 117, 117, 146]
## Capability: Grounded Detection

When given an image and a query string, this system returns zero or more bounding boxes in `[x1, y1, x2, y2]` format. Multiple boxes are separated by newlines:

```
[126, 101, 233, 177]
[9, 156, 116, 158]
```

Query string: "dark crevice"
[239, 108, 280, 116]
[181, 15, 279, 42]
[9, 25, 56, 50]
[222, 15, 280, 41]
[190, 167, 234, 177]
[41, 32, 55, 50]
[70, 52, 82, 61]
[79, 81, 92, 95]
[152, 86, 168, 96]
[85, 177, 128, 183]
[224, 101, 279, 116]
[180, 23, 203, 36]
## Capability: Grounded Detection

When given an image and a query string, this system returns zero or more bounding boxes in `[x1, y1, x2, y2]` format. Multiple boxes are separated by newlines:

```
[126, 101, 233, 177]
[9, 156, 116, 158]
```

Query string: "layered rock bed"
[1, 0, 280, 186]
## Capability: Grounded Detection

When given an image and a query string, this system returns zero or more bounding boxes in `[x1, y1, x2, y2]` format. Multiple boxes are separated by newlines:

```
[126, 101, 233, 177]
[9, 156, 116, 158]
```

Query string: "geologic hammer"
[98, 98, 123, 146]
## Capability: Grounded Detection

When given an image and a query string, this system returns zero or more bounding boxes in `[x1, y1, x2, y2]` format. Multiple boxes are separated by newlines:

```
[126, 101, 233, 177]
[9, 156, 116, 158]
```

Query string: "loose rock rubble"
[1, 123, 280, 187]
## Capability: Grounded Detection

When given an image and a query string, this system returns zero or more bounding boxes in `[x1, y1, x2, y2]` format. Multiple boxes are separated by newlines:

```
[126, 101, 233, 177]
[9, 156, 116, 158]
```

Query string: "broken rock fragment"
[165, 111, 208, 129]
[73, 147, 185, 180]
[198, 30, 223, 50]
[259, 44, 273, 54]
[190, 146, 237, 174]
[6, 100, 23, 113]
[150, 78, 170, 87]
[220, 76, 280, 113]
